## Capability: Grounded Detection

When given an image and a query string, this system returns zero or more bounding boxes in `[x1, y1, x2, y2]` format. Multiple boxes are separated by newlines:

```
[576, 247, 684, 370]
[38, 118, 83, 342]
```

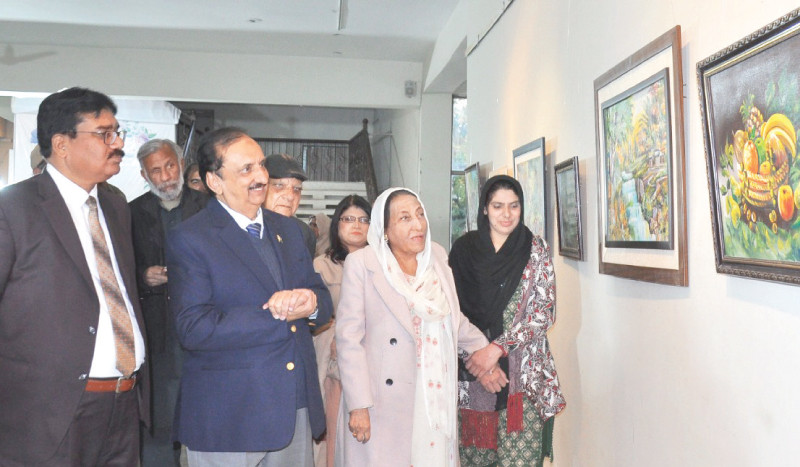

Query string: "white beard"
[147, 175, 184, 202]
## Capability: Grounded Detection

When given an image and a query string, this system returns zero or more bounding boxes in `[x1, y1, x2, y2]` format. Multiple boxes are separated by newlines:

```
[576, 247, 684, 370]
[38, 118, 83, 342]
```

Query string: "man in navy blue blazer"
[165, 127, 332, 467]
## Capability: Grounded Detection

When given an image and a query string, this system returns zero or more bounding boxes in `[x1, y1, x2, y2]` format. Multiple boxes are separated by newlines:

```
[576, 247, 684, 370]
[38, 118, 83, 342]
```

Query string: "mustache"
[108, 149, 124, 158]
[248, 183, 266, 191]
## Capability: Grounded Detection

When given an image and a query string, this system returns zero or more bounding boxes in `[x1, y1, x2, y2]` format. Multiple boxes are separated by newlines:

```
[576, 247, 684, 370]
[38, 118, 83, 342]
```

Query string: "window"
[450, 97, 468, 247]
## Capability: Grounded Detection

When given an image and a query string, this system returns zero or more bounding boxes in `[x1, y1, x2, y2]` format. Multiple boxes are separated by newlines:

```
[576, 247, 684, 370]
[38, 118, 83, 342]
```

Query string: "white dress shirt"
[48, 166, 145, 377]
[218, 199, 264, 238]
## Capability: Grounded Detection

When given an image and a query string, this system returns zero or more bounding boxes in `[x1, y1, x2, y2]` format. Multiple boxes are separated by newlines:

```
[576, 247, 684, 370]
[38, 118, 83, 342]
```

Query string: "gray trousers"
[186, 408, 313, 467]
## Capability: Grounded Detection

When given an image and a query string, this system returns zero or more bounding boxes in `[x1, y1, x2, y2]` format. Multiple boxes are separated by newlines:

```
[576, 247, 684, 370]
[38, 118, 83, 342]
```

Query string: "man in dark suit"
[0, 87, 149, 466]
[130, 138, 208, 465]
[166, 127, 332, 466]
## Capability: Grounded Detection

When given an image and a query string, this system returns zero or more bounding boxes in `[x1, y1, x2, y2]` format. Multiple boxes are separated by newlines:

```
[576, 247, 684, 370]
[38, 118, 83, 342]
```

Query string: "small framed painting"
[513, 138, 546, 240]
[554, 157, 584, 260]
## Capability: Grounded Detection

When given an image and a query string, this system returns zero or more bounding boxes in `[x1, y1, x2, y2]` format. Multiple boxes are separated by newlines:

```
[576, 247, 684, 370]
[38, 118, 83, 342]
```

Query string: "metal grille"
[255, 138, 350, 182]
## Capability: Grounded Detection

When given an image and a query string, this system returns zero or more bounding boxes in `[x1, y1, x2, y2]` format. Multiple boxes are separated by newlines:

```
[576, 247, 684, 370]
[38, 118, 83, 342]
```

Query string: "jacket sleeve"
[335, 251, 374, 411]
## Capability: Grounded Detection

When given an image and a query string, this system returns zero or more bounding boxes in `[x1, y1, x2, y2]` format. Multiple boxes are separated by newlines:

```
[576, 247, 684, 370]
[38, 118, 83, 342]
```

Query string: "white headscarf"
[367, 187, 432, 284]
[367, 187, 456, 440]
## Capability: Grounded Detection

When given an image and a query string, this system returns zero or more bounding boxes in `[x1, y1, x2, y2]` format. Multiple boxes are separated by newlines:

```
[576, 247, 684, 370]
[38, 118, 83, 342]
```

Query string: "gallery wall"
[464, 0, 800, 465]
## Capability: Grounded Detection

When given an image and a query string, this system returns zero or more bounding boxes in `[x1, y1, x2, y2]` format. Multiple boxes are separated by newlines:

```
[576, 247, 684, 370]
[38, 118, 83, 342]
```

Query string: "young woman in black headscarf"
[449, 174, 566, 467]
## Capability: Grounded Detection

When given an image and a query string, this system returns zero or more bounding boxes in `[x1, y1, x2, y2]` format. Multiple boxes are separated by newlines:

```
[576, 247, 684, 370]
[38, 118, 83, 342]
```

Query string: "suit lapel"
[260, 212, 288, 285]
[38, 173, 95, 292]
[209, 201, 279, 293]
[364, 248, 416, 337]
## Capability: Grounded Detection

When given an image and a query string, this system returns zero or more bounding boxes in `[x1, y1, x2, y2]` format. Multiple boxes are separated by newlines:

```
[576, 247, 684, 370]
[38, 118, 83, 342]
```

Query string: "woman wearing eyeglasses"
[311, 194, 372, 467]
[335, 188, 501, 467]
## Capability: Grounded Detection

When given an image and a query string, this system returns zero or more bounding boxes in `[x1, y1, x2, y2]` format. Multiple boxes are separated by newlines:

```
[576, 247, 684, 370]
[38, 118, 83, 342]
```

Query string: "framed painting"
[464, 162, 481, 231]
[513, 138, 546, 240]
[698, 8, 800, 285]
[594, 26, 688, 286]
[554, 157, 584, 260]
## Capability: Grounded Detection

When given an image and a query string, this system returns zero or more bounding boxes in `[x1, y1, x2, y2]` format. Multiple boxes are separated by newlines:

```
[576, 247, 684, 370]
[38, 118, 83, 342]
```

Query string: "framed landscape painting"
[698, 8, 800, 285]
[464, 162, 481, 231]
[554, 157, 584, 260]
[513, 138, 546, 240]
[594, 26, 688, 286]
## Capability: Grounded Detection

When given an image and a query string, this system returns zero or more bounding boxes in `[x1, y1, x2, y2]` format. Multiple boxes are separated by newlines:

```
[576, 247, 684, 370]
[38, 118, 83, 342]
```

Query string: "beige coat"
[335, 242, 489, 467]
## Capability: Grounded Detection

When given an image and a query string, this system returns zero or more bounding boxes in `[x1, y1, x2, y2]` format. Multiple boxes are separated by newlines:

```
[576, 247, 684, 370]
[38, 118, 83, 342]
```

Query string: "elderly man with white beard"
[130, 139, 208, 466]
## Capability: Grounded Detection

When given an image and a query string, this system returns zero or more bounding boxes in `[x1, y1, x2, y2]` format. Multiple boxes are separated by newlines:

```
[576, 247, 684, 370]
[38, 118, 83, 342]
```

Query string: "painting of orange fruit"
[700, 9, 800, 278]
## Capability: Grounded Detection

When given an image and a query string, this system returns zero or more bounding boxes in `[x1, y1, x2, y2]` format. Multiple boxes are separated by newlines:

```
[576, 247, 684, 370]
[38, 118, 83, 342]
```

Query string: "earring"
[383, 234, 388, 242]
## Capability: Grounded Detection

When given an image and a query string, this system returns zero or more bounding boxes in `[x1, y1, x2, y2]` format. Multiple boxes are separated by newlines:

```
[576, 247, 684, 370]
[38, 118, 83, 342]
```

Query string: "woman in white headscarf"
[335, 188, 506, 467]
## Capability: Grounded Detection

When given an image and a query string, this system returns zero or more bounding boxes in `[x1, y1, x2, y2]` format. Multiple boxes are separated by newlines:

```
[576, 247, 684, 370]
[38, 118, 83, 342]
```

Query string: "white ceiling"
[0, 0, 460, 62]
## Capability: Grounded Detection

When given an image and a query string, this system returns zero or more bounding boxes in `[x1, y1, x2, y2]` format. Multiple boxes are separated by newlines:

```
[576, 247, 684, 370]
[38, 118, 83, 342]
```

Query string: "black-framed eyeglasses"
[71, 129, 127, 145]
[340, 215, 370, 225]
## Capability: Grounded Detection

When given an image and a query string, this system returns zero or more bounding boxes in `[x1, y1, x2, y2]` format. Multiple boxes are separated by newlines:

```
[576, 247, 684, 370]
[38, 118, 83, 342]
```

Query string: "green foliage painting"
[601, 68, 672, 249]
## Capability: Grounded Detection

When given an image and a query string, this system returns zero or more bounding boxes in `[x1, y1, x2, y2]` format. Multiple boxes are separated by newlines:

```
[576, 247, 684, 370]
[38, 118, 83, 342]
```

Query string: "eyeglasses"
[71, 129, 127, 146]
[269, 181, 303, 194]
[340, 215, 370, 225]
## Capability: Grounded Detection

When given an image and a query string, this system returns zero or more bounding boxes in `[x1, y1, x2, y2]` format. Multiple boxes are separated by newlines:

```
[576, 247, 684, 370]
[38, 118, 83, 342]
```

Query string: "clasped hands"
[262, 288, 317, 321]
[466, 343, 508, 393]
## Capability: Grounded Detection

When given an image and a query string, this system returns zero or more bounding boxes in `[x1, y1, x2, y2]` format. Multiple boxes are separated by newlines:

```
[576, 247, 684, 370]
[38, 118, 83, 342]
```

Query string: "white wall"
[418, 93, 454, 248]
[464, 0, 800, 465]
[373, 108, 422, 193]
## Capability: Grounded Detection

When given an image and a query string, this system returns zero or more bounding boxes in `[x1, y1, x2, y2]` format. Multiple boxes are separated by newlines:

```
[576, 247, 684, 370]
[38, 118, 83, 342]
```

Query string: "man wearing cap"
[263, 153, 316, 257]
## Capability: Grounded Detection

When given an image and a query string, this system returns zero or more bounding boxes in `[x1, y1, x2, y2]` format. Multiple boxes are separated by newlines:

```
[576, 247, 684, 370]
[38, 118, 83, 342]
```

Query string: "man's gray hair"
[136, 139, 183, 168]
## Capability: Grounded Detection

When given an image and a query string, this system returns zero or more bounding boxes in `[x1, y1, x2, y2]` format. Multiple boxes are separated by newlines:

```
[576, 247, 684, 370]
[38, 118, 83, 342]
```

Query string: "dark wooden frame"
[593, 26, 688, 286]
[698, 8, 800, 285]
[513, 137, 547, 241]
[554, 157, 584, 260]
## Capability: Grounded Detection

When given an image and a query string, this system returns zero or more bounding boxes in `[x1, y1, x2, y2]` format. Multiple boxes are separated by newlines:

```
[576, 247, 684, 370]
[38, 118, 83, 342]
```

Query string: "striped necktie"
[246, 222, 262, 239]
[86, 196, 136, 377]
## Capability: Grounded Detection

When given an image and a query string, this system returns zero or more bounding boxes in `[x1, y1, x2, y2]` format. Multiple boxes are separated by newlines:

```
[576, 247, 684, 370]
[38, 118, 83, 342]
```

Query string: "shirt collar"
[216, 199, 264, 233]
[47, 164, 98, 209]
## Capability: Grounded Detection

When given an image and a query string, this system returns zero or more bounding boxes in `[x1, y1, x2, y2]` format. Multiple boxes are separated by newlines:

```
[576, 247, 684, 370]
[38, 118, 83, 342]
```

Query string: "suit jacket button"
[385, 378, 393, 386]
[290, 325, 297, 333]
[389, 338, 397, 345]
[78, 374, 87, 380]
[286, 362, 295, 371]
[88, 326, 96, 335]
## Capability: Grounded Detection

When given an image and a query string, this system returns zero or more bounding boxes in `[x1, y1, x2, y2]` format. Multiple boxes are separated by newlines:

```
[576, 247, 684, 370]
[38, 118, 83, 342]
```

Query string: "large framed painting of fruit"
[594, 26, 688, 286]
[698, 8, 800, 285]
